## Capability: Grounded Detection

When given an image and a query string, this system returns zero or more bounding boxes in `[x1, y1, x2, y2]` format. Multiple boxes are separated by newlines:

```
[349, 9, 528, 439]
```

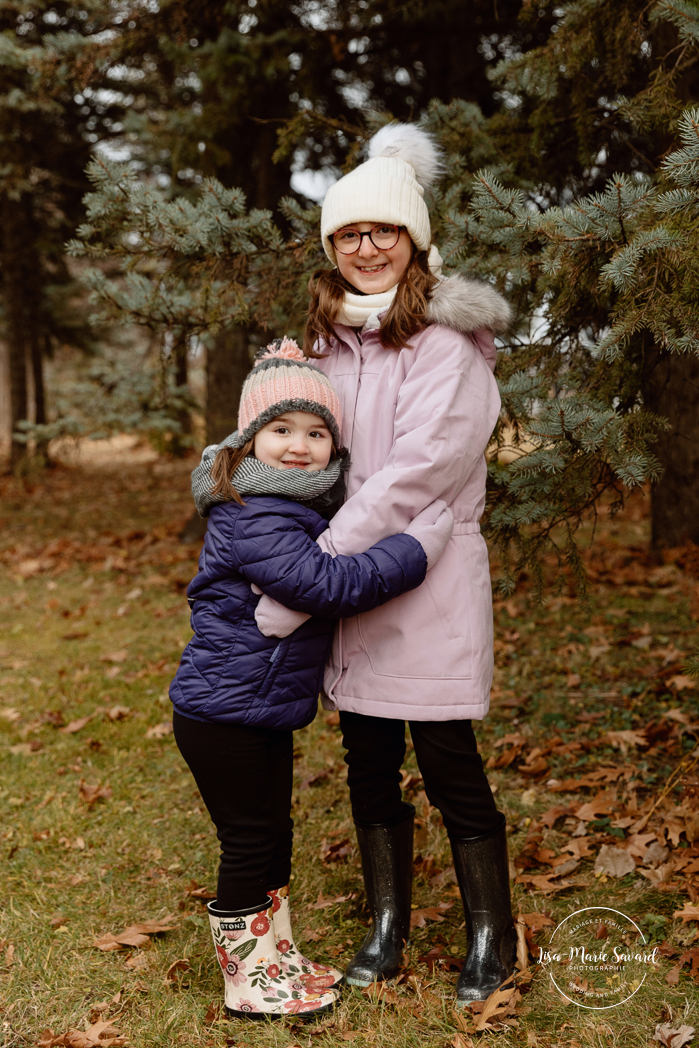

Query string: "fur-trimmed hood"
[427, 274, 511, 335]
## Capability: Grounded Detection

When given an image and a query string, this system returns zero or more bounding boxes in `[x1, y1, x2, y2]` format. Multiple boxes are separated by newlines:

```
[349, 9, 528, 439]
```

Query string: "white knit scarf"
[335, 245, 444, 331]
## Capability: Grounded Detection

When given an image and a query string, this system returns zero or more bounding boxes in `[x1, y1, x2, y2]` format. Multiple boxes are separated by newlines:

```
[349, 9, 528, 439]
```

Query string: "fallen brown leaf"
[653, 1024, 695, 1048]
[668, 676, 696, 692]
[537, 806, 573, 828]
[452, 1035, 476, 1048]
[165, 957, 191, 982]
[562, 836, 596, 861]
[418, 945, 461, 972]
[93, 916, 177, 951]
[145, 722, 172, 739]
[673, 904, 699, 925]
[9, 742, 42, 755]
[575, 791, 616, 822]
[186, 885, 216, 901]
[594, 845, 635, 879]
[410, 901, 454, 929]
[515, 917, 529, 970]
[515, 872, 577, 893]
[310, 892, 353, 910]
[299, 768, 331, 790]
[203, 1002, 221, 1024]
[639, 861, 677, 886]
[606, 729, 648, 757]
[320, 836, 352, 864]
[518, 912, 555, 932]
[100, 650, 128, 663]
[59, 715, 95, 735]
[105, 706, 131, 721]
[473, 979, 519, 1031]
[362, 982, 399, 1005]
[79, 780, 113, 808]
[38, 1018, 127, 1047]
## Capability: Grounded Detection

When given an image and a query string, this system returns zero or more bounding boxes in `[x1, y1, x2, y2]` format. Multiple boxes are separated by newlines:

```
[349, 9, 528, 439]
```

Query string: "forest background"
[3, 1, 699, 1046]
[3, 0, 699, 569]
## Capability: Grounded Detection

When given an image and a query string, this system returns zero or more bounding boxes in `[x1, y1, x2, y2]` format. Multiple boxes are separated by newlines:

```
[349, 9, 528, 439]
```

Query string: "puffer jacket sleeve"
[231, 504, 427, 618]
[325, 327, 500, 555]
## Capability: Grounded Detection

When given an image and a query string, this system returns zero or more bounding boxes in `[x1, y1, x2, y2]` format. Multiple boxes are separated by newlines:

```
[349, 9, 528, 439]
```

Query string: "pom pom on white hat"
[321, 123, 443, 264]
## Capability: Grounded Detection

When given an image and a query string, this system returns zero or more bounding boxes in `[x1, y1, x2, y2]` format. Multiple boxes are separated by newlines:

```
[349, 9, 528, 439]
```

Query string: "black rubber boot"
[451, 814, 517, 1007]
[344, 803, 414, 987]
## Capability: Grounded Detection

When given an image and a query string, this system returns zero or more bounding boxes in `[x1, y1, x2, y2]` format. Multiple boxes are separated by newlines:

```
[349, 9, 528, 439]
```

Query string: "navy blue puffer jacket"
[169, 497, 427, 730]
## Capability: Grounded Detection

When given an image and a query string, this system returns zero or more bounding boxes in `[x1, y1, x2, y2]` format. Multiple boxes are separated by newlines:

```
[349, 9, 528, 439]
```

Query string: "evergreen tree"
[66, 0, 699, 581]
[424, 0, 699, 553]
[67, 136, 697, 584]
[100, 0, 551, 447]
[0, 0, 129, 471]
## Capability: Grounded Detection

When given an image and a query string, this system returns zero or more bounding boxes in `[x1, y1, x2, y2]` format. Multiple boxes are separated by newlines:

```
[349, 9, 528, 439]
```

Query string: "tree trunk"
[30, 329, 46, 426]
[30, 326, 53, 465]
[206, 325, 251, 444]
[643, 348, 699, 548]
[2, 196, 29, 473]
[179, 325, 250, 543]
[172, 334, 192, 438]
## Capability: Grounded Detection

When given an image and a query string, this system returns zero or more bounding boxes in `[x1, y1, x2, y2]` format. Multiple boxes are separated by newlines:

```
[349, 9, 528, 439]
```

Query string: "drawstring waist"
[452, 522, 481, 536]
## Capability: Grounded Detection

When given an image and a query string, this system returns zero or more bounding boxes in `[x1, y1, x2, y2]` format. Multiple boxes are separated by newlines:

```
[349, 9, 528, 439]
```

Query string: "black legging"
[340, 711, 500, 837]
[173, 711, 293, 911]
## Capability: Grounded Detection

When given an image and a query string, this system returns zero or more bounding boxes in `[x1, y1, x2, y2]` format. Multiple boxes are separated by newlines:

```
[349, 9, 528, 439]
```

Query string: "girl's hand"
[252, 529, 336, 637]
[404, 500, 454, 569]
[254, 595, 311, 638]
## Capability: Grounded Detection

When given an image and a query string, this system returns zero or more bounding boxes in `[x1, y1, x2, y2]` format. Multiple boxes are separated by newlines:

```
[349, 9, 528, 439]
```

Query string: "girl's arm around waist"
[231, 504, 427, 618]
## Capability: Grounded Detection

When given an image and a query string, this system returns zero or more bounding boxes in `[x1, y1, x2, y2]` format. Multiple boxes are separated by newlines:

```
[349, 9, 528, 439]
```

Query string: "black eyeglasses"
[331, 224, 403, 255]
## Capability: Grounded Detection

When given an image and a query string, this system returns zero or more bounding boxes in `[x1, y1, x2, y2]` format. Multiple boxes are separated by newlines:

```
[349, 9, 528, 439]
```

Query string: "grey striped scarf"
[192, 440, 346, 518]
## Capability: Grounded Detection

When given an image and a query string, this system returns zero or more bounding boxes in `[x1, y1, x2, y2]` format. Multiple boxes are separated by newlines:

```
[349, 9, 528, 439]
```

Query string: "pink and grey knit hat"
[233, 337, 342, 449]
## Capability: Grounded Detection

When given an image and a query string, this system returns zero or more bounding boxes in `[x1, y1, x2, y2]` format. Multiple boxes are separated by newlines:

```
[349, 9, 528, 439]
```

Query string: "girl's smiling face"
[253, 411, 333, 471]
[334, 223, 413, 294]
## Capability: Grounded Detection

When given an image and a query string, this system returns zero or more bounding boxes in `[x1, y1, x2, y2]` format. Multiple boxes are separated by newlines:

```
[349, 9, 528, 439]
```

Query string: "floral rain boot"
[269, 884, 343, 989]
[207, 897, 339, 1018]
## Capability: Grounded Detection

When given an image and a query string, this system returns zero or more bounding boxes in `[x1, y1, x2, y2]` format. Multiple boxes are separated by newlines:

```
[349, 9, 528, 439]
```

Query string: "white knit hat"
[321, 123, 443, 265]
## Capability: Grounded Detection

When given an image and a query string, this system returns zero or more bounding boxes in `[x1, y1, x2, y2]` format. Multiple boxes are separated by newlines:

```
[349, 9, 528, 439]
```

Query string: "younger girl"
[170, 340, 452, 1019]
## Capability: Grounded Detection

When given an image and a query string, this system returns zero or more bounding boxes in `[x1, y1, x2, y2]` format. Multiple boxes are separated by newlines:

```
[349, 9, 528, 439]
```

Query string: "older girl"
[201, 124, 516, 1006]
[199, 122, 517, 1006]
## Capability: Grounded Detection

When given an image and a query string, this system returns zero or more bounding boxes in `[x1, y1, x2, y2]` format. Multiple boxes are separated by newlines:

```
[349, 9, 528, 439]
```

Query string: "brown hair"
[303, 248, 438, 357]
[209, 439, 254, 505]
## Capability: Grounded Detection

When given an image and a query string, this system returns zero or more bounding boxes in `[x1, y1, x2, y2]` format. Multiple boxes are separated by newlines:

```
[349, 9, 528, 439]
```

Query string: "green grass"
[0, 459, 698, 1047]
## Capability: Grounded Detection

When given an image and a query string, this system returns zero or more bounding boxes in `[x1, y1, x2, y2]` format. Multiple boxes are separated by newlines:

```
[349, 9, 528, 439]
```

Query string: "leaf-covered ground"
[0, 452, 698, 1048]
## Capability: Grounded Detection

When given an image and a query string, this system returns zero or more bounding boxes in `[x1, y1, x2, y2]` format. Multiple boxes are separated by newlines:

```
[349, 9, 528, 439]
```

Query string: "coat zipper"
[324, 326, 364, 704]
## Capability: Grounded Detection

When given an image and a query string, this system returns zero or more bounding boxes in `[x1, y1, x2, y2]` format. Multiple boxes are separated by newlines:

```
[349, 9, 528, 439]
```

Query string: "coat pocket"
[352, 536, 492, 682]
[257, 640, 287, 702]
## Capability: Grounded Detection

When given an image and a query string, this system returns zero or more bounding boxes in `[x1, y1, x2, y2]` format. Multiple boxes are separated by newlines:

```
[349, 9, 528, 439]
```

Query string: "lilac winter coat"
[314, 275, 510, 722]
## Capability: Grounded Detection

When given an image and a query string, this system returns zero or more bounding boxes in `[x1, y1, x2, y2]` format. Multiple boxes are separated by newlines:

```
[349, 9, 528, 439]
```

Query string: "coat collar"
[323, 274, 510, 364]
[331, 273, 510, 343]
[425, 274, 510, 334]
